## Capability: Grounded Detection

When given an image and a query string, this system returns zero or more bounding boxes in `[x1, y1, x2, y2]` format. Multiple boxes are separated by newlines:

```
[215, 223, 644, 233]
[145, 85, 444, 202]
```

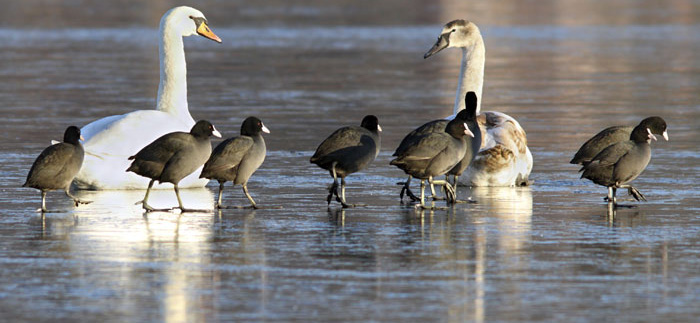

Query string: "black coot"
[127, 120, 221, 212]
[446, 92, 481, 201]
[23, 126, 91, 212]
[571, 116, 668, 165]
[310, 115, 381, 208]
[394, 92, 480, 202]
[580, 117, 667, 205]
[200, 117, 269, 209]
[390, 118, 473, 209]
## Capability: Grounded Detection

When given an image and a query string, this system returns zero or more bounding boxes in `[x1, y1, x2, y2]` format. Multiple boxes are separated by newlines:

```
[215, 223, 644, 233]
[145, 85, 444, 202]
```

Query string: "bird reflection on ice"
[468, 186, 533, 219]
[42, 187, 217, 322]
[457, 186, 532, 322]
[74, 187, 215, 216]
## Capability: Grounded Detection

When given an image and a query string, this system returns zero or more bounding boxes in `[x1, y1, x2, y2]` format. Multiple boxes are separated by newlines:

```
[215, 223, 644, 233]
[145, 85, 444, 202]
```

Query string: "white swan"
[74, 6, 222, 190]
[424, 20, 532, 187]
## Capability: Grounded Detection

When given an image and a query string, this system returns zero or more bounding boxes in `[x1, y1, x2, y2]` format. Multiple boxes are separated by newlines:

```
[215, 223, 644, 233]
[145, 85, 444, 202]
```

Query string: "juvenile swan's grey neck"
[453, 40, 485, 115]
[156, 14, 192, 124]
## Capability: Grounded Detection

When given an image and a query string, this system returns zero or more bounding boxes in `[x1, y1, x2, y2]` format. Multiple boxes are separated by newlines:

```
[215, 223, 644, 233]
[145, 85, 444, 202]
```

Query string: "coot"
[390, 118, 473, 209]
[310, 115, 381, 208]
[200, 117, 269, 209]
[23, 126, 91, 212]
[394, 92, 481, 202]
[127, 120, 221, 212]
[580, 117, 667, 205]
[571, 116, 668, 165]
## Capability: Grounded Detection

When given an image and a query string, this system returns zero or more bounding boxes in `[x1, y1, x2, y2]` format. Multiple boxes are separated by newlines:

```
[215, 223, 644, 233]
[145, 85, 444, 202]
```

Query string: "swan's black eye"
[451, 29, 456, 33]
[189, 15, 193, 19]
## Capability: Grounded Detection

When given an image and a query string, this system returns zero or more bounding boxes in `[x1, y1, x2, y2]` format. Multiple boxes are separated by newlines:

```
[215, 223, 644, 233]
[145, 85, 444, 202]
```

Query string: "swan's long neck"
[156, 22, 193, 124]
[453, 39, 485, 115]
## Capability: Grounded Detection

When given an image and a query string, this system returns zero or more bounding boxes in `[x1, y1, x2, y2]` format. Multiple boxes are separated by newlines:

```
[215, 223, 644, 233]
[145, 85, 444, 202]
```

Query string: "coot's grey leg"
[337, 177, 366, 208]
[399, 175, 420, 202]
[415, 179, 426, 209]
[430, 177, 456, 204]
[135, 179, 169, 212]
[65, 188, 91, 207]
[215, 181, 226, 209]
[174, 184, 209, 213]
[40, 190, 48, 213]
[327, 162, 340, 205]
[620, 185, 647, 202]
[242, 184, 258, 209]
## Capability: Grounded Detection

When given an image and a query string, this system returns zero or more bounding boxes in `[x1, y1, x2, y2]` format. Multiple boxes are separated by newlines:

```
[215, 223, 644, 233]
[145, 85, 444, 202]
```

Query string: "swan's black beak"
[424, 33, 449, 59]
[197, 21, 222, 43]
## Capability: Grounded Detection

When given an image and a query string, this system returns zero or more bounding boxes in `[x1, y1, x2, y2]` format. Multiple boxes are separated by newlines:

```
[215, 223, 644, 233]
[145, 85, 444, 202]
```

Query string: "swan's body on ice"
[425, 20, 533, 187]
[75, 6, 221, 190]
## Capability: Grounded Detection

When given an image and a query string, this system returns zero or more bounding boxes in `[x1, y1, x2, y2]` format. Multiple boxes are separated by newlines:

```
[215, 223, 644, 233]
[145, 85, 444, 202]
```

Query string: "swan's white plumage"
[74, 6, 219, 190]
[430, 20, 532, 187]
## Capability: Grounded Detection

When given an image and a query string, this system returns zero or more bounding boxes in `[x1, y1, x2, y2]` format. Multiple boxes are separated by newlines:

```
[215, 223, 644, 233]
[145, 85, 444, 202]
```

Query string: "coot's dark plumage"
[447, 93, 481, 194]
[571, 116, 668, 165]
[390, 118, 472, 209]
[310, 115, 381, 208]
[580, 117, 667, 205]
[127, 120, 221, 212]
[394, 92, 480, 202]
[200, 117, 269, 209]
[23, 126, 91, 212]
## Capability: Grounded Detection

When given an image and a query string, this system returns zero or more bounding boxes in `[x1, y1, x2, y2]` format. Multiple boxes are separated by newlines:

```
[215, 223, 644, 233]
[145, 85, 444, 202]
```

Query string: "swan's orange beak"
[197, 22, 222, 43]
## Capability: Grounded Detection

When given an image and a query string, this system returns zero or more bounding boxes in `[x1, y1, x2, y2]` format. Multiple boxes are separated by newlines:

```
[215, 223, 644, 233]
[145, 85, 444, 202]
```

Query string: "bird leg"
[620, 185, 647, 202]
[218, 183, 280, 209]
[414, 179, 426, 209]
[40, 190, 48, 213]
[337, 177, 366, 208]
[398, 175, 420, 202]
[603, 186, 638, 208]
[430, 178, 446, 201]
[327, 162, 340, 205]
[326, 180, 338, 205]
[242, 183, 258, 209]
[338, 177, 351, 208]
[415, 179, 449, 210]
[65, 188, 92, 207]
[215, 181, 225, 209]
[603, 187, 618, 204]
[135, 180, 169, 212]
[449, 175, 476, 204]
[430, 177, 456, 204]
[173, 183, 209, 213]
[328, 163, 363, 208]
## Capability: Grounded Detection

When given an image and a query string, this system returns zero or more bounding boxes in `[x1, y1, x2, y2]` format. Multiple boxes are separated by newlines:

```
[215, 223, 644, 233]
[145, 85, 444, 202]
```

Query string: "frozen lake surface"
[0, 0, 699, 321]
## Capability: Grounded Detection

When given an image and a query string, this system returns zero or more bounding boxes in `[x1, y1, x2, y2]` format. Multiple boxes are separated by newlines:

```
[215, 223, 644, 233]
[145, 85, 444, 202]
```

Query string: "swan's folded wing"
[81, 114, 125, 142]
[202, 136, 254, 174]
[480, 111, 528, 155]
[82, 111, 193, 157]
